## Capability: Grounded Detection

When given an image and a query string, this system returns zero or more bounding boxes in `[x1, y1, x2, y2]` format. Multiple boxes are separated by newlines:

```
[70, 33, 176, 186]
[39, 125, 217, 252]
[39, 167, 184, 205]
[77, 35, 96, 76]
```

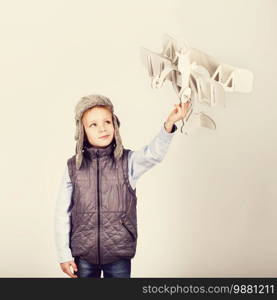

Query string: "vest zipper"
[96, 150, 101, 264]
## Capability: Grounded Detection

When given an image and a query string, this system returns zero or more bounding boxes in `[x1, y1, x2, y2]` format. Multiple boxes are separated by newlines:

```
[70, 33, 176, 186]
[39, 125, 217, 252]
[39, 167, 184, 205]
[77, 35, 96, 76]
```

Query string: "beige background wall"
[0, 0, 276, 277]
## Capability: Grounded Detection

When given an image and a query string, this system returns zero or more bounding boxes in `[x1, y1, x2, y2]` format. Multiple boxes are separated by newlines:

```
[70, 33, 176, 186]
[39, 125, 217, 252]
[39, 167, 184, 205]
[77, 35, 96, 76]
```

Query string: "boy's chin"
[91, 140, 113, 148]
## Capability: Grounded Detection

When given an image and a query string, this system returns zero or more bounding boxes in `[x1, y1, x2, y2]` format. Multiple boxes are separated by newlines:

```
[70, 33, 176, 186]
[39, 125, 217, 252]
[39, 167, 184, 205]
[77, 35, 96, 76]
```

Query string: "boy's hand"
[164, 101, 192, 133]
[60, 260, 78, 278]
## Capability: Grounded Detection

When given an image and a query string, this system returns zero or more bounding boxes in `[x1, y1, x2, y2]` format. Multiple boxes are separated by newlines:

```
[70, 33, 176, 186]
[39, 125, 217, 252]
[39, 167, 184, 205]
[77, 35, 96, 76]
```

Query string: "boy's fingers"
[71, 261, 78, 272]
[65, 266, 78, 278]
[174, 102, 191, 116]
[69, 263, 78, 278]
[182, 102, 192, 117]
[61, 263, 78, 278]
[184, 101, 191, 110]
[175, 102, 190, 107]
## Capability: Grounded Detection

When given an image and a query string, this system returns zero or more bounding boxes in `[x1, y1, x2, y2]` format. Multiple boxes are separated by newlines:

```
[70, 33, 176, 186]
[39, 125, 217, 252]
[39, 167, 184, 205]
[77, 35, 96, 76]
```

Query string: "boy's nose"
[99, 125, 107, 132]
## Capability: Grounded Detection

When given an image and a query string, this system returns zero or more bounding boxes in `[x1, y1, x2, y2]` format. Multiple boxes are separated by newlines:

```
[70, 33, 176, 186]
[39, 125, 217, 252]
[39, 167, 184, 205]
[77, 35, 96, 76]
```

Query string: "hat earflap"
[75, 119, 85, 170]
[113, 114, 123, 160]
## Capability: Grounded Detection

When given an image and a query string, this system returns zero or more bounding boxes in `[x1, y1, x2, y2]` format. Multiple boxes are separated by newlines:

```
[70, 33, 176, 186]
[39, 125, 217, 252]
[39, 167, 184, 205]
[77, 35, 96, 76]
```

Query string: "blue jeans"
[74, 256, 131, 278]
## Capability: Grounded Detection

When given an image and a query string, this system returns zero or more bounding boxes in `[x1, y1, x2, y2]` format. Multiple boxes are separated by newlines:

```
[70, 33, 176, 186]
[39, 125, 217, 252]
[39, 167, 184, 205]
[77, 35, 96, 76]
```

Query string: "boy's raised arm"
[128, 121, 177, 189]
[128, 102, 191, 189]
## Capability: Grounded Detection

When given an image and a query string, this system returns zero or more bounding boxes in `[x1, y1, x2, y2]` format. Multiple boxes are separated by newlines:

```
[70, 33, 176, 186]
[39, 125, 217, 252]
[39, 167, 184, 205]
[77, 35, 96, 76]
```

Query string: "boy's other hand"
[60, 260, 78, 278]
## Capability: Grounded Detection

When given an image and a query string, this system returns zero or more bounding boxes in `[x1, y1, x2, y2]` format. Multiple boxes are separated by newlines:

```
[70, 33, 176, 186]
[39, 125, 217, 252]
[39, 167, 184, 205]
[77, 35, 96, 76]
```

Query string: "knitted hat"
[74, 94, 123, 169]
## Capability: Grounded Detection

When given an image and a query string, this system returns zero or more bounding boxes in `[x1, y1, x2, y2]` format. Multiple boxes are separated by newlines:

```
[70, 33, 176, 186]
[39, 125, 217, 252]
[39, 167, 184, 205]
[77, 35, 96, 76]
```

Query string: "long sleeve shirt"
[54, 124, 177, 263]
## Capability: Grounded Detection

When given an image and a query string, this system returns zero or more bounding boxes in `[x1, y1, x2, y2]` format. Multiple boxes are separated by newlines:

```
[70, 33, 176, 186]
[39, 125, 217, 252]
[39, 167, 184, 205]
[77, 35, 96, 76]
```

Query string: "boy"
[55, 94, 191, 278]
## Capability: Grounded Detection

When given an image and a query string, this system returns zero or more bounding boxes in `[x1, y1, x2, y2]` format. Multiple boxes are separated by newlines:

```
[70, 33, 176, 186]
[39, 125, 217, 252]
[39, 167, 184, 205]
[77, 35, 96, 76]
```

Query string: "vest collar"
[83, 141, 115, 159]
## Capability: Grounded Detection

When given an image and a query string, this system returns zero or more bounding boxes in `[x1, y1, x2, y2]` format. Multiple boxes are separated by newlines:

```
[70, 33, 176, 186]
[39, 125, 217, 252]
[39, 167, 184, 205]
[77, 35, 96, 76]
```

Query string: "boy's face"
[81, 106, 115, 148]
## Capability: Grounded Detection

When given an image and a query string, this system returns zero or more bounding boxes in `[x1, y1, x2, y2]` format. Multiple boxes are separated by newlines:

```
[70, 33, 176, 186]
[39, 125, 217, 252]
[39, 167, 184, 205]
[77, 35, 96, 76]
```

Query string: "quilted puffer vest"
[67, 142, 138, 264]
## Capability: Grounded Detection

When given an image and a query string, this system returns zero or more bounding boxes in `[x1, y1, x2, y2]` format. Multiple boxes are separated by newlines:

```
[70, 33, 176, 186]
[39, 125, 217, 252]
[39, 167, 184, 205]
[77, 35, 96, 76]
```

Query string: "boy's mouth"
[99, 135, 109, 139]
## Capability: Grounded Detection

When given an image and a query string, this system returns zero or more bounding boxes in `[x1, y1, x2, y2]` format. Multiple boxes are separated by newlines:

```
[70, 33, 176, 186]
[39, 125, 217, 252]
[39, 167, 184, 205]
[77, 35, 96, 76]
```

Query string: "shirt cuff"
[163, 122, 177, 134]
[157, 123, 177, 144]
[58, 251, 74, 264]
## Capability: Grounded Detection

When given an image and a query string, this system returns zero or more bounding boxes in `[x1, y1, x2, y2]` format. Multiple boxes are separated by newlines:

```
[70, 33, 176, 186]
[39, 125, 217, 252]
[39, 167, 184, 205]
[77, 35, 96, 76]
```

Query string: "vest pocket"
[120, 219, 136, 242]
[70, 231, 90, 257]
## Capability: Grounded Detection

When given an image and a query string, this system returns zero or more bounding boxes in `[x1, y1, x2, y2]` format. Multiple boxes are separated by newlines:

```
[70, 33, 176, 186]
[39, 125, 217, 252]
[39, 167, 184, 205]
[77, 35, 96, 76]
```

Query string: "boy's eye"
[89, 121, 111, 127]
